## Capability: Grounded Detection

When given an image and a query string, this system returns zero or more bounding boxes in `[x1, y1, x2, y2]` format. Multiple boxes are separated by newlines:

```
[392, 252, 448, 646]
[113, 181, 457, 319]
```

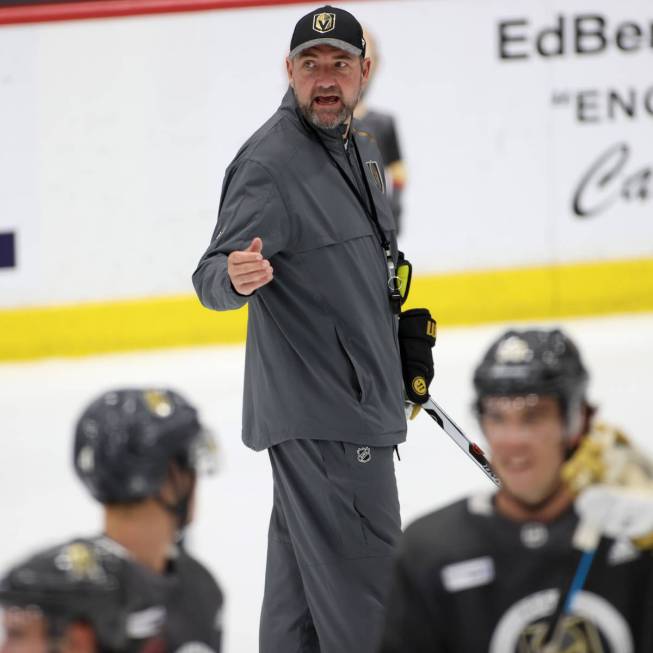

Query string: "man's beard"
[295, 88, 360, 130]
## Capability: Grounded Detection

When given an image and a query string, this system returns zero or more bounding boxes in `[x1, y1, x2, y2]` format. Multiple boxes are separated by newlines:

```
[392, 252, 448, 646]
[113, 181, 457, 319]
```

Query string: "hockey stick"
[540, 524, 600, 652]
[420, 397, 501, 488]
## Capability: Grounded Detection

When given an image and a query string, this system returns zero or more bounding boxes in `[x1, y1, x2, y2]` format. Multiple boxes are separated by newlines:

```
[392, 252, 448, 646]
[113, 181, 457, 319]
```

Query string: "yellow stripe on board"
[1, 257, 652, 361]
[404, 257, 653, 325]
[0, 295, 248, 361]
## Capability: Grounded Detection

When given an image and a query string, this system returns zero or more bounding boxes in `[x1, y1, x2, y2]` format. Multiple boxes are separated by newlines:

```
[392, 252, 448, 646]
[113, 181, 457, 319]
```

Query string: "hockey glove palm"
[575, 485, 653, 549]
[564, 422, 653, 549]
[398, 308, 437, 405]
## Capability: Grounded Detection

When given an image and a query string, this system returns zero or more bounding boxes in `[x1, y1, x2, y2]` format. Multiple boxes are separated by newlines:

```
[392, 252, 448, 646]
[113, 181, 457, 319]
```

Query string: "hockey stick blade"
[422, 398, 501, 487]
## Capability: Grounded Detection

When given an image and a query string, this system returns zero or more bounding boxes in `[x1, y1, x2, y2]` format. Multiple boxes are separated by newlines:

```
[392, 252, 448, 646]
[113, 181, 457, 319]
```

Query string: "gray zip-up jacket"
[193, 88, 407, 451]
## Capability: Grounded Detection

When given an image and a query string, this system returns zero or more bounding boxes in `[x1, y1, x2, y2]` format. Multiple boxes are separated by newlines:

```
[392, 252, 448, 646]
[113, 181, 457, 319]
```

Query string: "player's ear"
[285, 56, 294, 86]
[61, 621, 97, 653]
[361, 57, 371, 84]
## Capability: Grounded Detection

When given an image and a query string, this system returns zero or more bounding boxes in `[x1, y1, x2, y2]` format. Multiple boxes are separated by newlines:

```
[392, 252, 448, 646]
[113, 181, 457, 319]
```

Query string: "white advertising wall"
[0, 0, 651, 309]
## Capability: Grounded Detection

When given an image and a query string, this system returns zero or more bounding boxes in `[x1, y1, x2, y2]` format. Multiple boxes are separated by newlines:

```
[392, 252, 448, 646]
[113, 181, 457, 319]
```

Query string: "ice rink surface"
[1, 312, 651, 652]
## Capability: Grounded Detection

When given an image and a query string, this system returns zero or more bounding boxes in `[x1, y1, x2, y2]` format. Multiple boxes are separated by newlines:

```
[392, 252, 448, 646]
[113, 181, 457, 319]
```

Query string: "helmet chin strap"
[154, 493, 190, 535]
[563, 402, 594, 461]
[154, 471, 196, 534]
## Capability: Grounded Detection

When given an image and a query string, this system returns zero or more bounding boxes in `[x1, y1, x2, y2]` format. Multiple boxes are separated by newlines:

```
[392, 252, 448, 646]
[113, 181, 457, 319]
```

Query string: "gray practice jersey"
[355, 110, 403, 232]
[356, 110, 401, 171]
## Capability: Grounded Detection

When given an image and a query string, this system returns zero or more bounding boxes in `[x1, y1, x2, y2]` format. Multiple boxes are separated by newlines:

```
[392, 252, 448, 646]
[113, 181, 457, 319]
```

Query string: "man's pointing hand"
[227, 237, 274, 296]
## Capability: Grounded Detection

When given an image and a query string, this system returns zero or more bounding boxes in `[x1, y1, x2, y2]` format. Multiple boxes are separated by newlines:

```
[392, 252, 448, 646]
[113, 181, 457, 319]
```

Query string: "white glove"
[575, 484, 653, 545]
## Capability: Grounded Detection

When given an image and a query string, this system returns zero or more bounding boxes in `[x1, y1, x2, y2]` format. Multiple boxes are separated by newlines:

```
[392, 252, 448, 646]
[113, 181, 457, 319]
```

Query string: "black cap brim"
[289, 38, 363, 59]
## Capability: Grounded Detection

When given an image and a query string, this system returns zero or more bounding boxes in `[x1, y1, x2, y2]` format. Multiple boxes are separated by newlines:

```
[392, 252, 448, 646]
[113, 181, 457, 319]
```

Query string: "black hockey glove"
[398, 308, 437, 404]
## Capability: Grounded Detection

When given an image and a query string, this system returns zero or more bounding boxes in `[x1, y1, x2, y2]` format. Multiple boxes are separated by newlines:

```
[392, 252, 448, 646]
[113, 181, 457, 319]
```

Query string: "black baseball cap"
[289, 5, 366, 59]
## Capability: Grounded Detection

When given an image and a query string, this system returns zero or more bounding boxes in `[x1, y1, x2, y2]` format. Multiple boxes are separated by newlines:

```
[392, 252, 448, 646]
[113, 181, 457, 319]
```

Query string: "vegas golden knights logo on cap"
[313, 12, 336, 34]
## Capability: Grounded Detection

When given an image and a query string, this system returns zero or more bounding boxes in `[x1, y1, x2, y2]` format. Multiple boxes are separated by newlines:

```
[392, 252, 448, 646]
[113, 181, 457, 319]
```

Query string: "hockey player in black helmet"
[379, 328, 653, 653]
[0, 388, 223, 653]
[70, 388, 224, 653]
[0, 538, 166, 653]
[73, 388, 212, 532]
[472, 329, 591, 510]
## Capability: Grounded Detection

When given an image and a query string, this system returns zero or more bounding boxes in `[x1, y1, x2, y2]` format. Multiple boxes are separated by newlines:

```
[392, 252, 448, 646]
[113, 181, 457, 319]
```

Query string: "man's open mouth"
[313, 95, 341, 106]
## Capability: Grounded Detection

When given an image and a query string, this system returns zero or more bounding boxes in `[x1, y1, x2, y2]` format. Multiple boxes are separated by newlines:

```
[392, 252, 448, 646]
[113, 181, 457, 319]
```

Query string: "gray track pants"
[259, 439, 401, 653]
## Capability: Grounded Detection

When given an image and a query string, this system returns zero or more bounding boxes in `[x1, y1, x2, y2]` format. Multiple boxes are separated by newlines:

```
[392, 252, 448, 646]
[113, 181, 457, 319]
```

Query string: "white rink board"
[1, 0, 652, 309]
[0, 313, 652, 651]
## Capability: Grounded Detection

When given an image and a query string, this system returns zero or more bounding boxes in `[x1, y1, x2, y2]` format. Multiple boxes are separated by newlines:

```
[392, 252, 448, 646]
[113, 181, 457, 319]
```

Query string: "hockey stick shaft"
[541, 549, 597, 651]
[562, 549, 596, 613]
[542, 524, 600, 650]
[422, 398, 501, 487]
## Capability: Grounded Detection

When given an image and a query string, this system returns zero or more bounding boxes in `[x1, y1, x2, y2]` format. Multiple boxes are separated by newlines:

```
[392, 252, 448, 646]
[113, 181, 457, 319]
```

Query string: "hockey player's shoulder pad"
[562, 420, 653, 494]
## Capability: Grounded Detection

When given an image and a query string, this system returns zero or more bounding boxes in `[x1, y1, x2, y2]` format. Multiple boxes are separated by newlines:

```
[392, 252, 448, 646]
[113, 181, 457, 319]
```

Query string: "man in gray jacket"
[193, 6, 407, 652]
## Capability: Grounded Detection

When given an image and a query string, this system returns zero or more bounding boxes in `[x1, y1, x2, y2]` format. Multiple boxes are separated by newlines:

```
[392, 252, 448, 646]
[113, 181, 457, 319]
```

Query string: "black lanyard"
[308, 124, 389, 250]
[307, 122, 402, 314]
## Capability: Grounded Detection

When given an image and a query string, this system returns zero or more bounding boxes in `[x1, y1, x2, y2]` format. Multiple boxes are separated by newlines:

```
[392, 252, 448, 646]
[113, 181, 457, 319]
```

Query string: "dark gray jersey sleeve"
[192, 159, 291, 312]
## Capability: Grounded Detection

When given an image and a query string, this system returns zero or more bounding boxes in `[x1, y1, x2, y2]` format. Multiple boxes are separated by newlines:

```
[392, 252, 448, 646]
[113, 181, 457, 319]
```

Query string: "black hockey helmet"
[473, 328, 589, 427]
[0, 539, 164, 651]
[73, 388, 215, 505]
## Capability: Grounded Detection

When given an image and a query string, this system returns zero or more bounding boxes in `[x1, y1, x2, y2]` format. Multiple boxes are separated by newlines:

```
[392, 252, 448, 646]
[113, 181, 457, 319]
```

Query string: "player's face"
[1, 608, 48, 653]
[1, 609, 97, 653]
[481, 395, 566, 506]
[286, 45, 370, 130]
